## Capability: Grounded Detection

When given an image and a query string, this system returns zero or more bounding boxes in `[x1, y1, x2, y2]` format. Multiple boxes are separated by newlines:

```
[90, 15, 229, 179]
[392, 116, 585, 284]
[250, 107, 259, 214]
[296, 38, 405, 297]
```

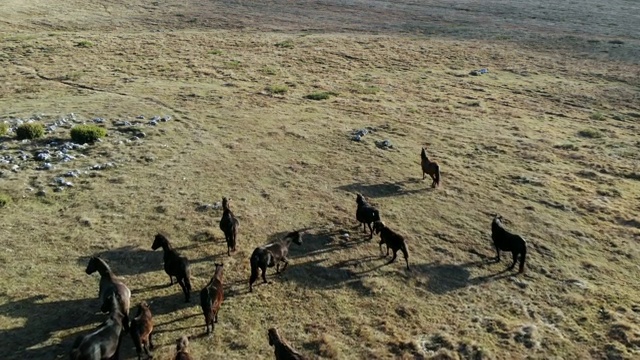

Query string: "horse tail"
[249, 251, 260, 289]
[421, 147, 427, 162]
[200, 288, 212, 321]
[434, 163, 441, 186]
[372, 209, 381, 223]
[519, 238, 527, 273]
[184, 267, 192, 294]
[129, 319, 143, 355]
[401, 242, 410, 270]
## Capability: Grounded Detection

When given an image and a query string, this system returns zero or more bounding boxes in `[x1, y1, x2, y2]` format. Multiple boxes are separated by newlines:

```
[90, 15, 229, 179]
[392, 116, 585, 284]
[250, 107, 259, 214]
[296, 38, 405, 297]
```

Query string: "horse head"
[286, 231, 303, 246]
[373, 221, 385, 234]
[268, 328, 280, 346]
[151, 233, 168, 250]
[356, 193, 365, 205]
[222, 197, 232, 210]
[85, 256, 102, 275]
[176, 335, 190, 353]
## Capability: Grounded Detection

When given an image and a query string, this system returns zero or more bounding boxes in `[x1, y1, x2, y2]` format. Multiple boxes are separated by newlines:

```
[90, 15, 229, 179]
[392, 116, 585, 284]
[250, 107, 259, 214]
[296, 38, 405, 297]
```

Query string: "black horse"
[70, 292, 126, 360]
[249, 231, 303, 292]
[356, 193, 381, 240]
[151, 233, 193, 302]
[491, 214, 527, 273]
[219, 197, 239, 256]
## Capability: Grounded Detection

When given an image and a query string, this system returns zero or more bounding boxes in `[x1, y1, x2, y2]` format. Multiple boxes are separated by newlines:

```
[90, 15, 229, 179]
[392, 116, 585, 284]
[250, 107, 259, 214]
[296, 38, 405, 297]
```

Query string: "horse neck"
[213, 268, 224, 282]
[96, 260, 114, 278]
[160, 240, 173, 252]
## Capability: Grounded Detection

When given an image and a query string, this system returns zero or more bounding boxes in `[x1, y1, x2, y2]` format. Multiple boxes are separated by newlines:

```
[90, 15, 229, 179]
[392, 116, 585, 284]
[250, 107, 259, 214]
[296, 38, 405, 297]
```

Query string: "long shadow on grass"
[0, 295, 106, 360]
[77, 245, 162, 277]
[411, 260, 514, 295]
[336, 179, 432, 199]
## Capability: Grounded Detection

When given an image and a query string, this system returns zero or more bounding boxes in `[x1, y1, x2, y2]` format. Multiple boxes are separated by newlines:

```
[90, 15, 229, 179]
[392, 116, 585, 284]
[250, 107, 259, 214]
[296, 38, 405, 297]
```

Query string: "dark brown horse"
[70, 292, 127, 360]
[220, 197, 239, 256]
[151, 233, 193, 302]
[491, 214, 527, 273]
[420, 147, 441, 188]
[268, 328, 308, 360]
[85, 256, 131, 329]
[174, 336, 193, 360]
[200, 263, 224, 335]
[249, 231, 303, 292]
[356, 193, 381, 240]
[129, 301, 154, 360]
[373, 221, 410, 270]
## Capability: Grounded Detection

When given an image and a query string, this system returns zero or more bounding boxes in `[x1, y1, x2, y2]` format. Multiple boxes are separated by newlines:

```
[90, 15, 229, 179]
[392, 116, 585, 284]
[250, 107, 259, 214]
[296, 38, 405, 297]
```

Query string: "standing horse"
[200, 263, 224, 335]
[249, 231, 303, 292]
[219, 197, 239, 256]
[174, 336, 193, 360]
[491, 214, 527, 273]
[420, 147, 441, 188]
[268, 328, 308, 360]
[151, 233, 193, 302]
[70, 292, 127, 360]
[356, 193, 381, 240]
[85, 256, 131, 330]
[129, 301, 154, 360]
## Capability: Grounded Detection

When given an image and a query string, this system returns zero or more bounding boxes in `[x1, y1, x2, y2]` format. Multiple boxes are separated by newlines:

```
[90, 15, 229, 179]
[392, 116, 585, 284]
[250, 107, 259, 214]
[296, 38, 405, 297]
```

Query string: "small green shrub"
[578, 128, 604, 139]
[351, 85, 380, 95]
[261, 66, 278, 75]
[266, 85, 288, 95]
[70, 124, 107, 144]
[0, 122, 8, 136]
[0, 193, 11, 208]
[16, 122, 44, 140]
[208, 49, 223, 55]
[305, 91, 338, 101]
[224, 60, 241, 69]
[590, 112, 605, 120]
[554, 143, 580, 151]
[274, 40, 294, 49]
[75, 40, 94, 48]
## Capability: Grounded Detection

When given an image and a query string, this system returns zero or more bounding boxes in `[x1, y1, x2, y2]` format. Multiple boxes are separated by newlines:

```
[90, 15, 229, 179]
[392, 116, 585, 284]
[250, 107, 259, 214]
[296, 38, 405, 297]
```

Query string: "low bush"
[0, 193, 11, 208]
[0, 122, 8, 136]
[16, 122, 44, 140]
[70, 124, 107, 144]
[305, 91, 338, 101]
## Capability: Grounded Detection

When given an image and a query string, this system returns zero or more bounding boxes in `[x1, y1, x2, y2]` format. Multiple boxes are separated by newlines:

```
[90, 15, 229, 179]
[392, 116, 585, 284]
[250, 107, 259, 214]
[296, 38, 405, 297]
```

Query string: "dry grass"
[1, 0, 640, 359]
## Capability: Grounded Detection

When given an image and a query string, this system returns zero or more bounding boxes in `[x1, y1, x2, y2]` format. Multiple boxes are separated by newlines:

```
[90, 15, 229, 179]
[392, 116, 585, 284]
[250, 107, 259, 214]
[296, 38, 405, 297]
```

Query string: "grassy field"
[1, 0, 639, 359]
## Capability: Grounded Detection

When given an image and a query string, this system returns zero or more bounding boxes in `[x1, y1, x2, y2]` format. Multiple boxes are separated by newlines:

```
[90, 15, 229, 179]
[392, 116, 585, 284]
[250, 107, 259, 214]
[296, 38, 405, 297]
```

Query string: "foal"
[200, 263, 224, 335]
[85, 256, 131, 330]
[268, 327, 307, 360]
[420, 147, 441, 188]
[70, 293, 126, 360]
[219, 197, 239, 256]
[356, 193, 381, 240]
[129, 301, 154, 360]
[491, 214, 527, 273]
[373, 221, 410, 270]
[151, 233, 193, 302]
[249, 231, 303, 292]
[174, 336, 193, 360]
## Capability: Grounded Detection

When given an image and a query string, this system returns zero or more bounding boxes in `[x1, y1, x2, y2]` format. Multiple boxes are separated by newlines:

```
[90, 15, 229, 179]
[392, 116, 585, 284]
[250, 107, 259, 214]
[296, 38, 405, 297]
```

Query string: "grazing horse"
[174, 336, 193, 360]
[373, 221, 410, 270]
[356, 193, 381, 240]
[420, 147, 441, 188]
[200, 263, 224, 335]
[70, 292, 126, 360]
[85, 256, 131, 330]
[219, 197, 239, 256]
[151, 233, 193, 302]
[249, 231, 303, 292]
[129, 301, 154, 360]
[268, 327, 308, 360]
[491, 214, 527, 273]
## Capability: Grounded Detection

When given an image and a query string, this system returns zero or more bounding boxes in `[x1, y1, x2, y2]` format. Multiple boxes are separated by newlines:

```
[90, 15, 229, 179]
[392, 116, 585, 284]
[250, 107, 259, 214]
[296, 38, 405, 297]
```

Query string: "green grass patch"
[16, 122, 44, 140]
[578, 128, 604, 139]
[554, 143, 580, 151]
[261, 66, 278, 75]
[265, 85, 289, 95]
[70, 124, 107, 144]
[0, 122, 8, 136]
[305, 91, 338, 101]
[0, 193, 11, 208]
[224, 60, 242, 69]
[590, 112, 605, 120]
[351, 84, 380, 95]
[275, 40, 294, 49]
[208, 49, 224, 55]
[75, 40, 94, 48]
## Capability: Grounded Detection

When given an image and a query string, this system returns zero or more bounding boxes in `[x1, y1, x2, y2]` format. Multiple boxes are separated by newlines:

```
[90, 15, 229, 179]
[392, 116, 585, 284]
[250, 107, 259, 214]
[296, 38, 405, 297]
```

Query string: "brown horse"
[200, 263, 224, 335]
[420, 147, 441, 188]
[70, 292, 127, 360]
[174, 336, 193, 360]
[85, 256, 131, 329]
[151, 234, 193, 302]
[129, 301, 154, 360]
[249, 231, 303, 292]
[220, 197, 239, 256]
[268, 328, 308, 360]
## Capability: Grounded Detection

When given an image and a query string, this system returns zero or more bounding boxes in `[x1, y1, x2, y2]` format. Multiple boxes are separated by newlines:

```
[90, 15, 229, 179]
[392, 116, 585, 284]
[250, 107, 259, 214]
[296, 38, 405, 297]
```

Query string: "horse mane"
[154, 233, 173, 249]
[421, 147, 428, 162]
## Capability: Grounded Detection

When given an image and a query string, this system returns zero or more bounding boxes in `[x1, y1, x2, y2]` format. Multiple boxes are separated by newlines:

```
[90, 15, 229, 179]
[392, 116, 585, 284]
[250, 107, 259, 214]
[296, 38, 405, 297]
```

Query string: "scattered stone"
[195, 202, 222, 212]
[37, 163, 53, 170]
[148, 120, 158, 126]
[151, 116, 161, 122]
[36, 189, 46, 196]
[136, 115, 145, 119]
[509, 277, 529, 289]
[375, 139, 393, 149]
[93, 117, 106, 124]
[90, 163, 115, 170]
[11, 165, 19, 173]
[565, 279, 588, 289]
[470, 68, 489, 76]
[513, 324, 539, 349]
[52, 177, 74, 187]
[161, 115, 171, 122]
[54, 187, 64, 192]
[64, 170, 81, 178]
[36, 151, 51, 161]
[114, 120, 133, 126]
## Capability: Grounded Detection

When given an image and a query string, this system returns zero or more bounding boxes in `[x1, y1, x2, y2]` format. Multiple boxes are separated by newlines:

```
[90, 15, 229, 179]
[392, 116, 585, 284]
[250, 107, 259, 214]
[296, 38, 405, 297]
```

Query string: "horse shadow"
[335, 180, 432, 199]
[77, 245, 162, 277]
[288, 227, 370, 260]
[281, 258, 375, 297]
[0, 295, 106, 360]
[410, 260, 514, 295]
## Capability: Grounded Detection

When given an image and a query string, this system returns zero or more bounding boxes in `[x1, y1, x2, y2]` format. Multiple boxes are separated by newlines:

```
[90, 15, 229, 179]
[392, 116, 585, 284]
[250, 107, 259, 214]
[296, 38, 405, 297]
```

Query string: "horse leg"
[379, 239, 386, 256]
[178, 278, 189, 303]
[387, 249, 398, 265]
[367, 222, 374, 240]
[149, 331, 154, 350]
[362, 222, 366, 233]
[276, 262, 281, 274]
[168, 275, 173, 285]
[430, 173, 436, 188]
[494, 245, 501, 262]
[280, 259, 289, 273]
[261, 266, 269, 284]
[509, 251, 517, 270]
